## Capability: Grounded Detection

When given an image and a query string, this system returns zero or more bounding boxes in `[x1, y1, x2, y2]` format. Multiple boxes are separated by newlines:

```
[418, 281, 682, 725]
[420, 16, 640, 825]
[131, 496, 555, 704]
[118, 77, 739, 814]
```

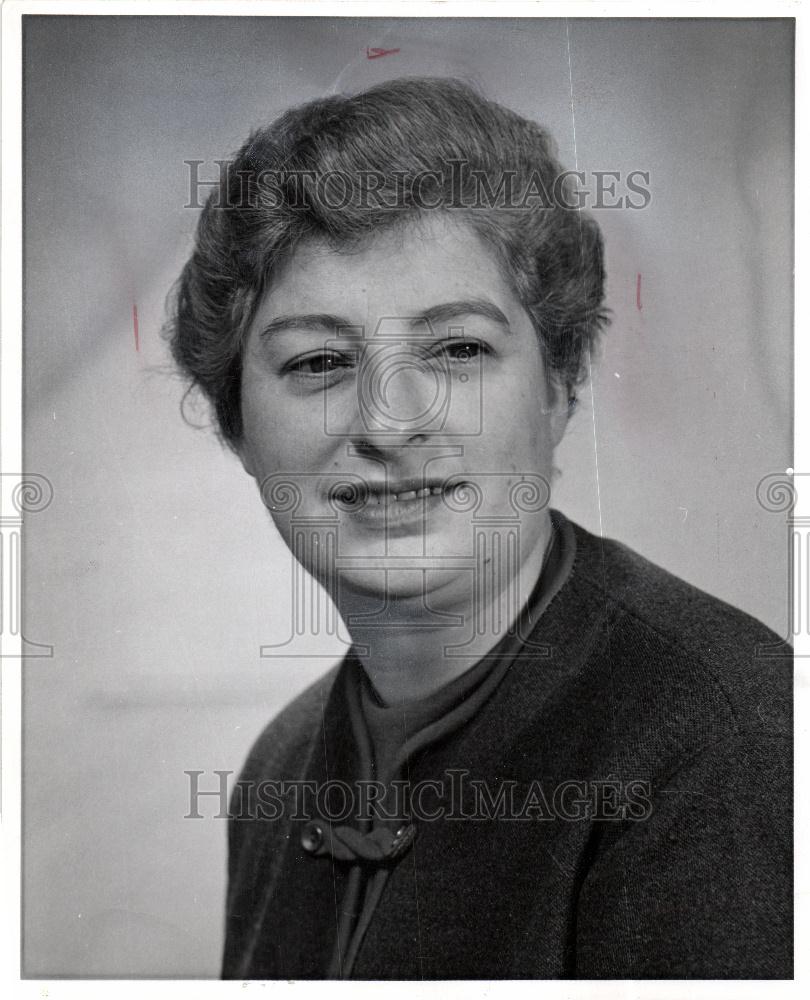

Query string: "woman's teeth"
[389, 486, 444, 502]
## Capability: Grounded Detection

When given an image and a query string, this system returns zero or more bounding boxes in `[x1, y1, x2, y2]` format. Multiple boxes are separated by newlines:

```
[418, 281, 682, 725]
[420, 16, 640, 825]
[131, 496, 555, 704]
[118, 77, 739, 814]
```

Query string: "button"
[301, 822, 324, 853]
[388, 823, 416, 859]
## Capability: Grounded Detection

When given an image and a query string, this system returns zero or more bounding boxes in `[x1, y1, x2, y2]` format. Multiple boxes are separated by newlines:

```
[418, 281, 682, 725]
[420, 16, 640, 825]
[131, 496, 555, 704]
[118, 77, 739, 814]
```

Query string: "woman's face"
[238, 214, 568, 614]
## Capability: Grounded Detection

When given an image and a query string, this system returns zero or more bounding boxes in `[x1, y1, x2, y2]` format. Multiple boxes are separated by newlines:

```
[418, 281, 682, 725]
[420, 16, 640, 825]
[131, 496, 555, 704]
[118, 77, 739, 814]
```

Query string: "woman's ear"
[546, 379, 573, 449]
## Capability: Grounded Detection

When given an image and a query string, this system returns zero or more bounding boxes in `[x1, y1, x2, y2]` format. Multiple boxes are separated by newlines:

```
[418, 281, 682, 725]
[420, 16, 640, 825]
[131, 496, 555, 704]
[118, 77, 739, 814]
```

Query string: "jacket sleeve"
[221, 666, 339, 979]
[574, 729, 792, 978]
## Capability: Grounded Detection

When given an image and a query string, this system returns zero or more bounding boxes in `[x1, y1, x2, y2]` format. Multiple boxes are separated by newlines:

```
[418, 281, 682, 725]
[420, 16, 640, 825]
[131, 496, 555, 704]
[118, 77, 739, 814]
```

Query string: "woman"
[168, 77, 791, 979]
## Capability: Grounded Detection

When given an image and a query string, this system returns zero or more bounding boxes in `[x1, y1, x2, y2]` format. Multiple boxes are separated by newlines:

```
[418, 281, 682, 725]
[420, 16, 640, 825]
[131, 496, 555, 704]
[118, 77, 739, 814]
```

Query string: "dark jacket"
[222, 514, 793, 979]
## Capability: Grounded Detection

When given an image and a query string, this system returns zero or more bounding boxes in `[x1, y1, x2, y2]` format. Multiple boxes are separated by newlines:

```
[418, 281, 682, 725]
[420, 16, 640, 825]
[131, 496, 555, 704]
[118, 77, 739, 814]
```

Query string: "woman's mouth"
[329, 479, 461, 532]
[368, 484, 446, 503]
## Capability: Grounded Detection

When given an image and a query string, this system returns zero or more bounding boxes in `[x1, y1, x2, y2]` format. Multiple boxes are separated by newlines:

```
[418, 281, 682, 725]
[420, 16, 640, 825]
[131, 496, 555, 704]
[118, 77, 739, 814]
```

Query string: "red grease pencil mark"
[636, 273, 642, 311]
[133, 304, 140, 352]
[366, 47, 400, 59]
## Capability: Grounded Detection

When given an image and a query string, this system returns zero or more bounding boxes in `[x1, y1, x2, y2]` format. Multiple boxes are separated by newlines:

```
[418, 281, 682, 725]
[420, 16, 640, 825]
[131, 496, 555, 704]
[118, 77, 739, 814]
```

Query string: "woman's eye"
[285, 352, 353, 377]
[442, 341, 485, 363]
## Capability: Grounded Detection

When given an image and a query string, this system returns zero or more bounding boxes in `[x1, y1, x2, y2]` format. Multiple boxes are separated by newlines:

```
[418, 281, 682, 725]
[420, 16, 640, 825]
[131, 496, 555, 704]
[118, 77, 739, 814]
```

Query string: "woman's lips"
[331, 481, 461, 532]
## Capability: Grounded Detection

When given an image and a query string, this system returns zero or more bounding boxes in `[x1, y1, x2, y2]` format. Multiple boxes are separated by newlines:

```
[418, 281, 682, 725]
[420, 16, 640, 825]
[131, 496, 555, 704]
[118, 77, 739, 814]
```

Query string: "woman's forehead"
[254, 214, 524, 324]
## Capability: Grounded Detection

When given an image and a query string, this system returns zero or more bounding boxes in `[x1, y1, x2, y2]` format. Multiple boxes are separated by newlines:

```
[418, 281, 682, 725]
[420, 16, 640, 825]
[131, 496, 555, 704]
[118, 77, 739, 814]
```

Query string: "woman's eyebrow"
[258, 299, 511, 339]
[413, 299, 512, 333]
[258, 313, 357, 338]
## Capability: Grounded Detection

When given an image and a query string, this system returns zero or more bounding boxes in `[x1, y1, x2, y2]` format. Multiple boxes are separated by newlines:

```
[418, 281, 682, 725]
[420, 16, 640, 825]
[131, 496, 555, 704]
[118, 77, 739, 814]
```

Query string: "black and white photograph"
[1, 2, 801, 988]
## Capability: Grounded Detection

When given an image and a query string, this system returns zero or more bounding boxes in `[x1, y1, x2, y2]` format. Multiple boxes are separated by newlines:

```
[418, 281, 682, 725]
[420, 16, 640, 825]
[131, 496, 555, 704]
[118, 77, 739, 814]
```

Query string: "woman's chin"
[335, 565, 469, 607]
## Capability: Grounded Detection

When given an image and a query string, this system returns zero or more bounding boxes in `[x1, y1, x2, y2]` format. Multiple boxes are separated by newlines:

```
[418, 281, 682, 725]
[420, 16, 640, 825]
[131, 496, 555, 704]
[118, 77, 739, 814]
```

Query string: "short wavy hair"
[167, 76, 609, 449]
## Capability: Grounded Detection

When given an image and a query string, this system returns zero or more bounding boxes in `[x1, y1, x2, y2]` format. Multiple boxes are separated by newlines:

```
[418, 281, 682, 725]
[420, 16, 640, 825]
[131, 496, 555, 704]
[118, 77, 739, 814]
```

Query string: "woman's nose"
[354, 344, 451, 436]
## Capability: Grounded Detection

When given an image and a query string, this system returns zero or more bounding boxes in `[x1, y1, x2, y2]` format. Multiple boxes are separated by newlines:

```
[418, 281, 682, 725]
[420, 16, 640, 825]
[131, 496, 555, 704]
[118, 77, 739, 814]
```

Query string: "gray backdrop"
[22, 15, 793, 977]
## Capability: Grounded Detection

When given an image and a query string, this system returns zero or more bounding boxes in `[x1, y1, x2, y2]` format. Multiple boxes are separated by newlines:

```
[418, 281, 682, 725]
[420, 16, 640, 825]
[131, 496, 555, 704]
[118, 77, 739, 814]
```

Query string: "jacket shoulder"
[237, 663, 341, 787]
[566, 518, 791, 733]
